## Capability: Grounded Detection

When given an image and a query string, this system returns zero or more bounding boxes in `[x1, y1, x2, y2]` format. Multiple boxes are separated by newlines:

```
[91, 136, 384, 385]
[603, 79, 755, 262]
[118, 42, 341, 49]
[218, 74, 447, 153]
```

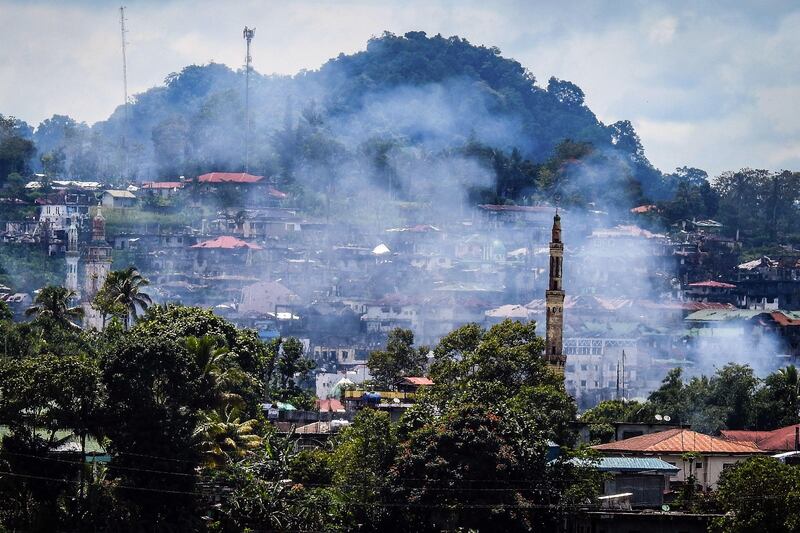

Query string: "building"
[101, 190, 137, 208]
[592, 428, 763, 490]
[545, 212, 566, 374]
[140, 181, 184, 198]
[571, 456, 679, 507]
[721, 423, 800, 452]
[81, 209, 113, 329]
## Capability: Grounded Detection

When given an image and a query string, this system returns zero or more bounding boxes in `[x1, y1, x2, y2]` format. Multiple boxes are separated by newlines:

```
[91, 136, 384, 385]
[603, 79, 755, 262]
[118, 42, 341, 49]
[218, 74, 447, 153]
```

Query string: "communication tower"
[243, 26, 255, 173]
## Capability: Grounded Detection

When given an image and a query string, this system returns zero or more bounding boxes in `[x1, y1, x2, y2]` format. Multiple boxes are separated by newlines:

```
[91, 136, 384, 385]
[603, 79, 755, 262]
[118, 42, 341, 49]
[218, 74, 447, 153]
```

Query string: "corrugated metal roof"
[595, 457, 679, 473]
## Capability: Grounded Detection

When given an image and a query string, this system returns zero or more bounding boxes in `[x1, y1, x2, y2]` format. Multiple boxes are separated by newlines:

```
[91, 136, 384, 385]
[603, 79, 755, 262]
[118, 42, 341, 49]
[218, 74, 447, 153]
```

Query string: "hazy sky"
[1, 0, 798, 177]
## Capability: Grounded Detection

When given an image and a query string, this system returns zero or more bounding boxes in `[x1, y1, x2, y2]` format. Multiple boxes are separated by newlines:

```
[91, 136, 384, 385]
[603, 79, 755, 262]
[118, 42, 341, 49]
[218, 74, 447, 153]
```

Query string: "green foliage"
[0, 114, 35, 184]
[0, 245, 65, 293]
[579, 399, 656, 443]
[712, 456, 800, 532]
[367, 327, 428, 388]
[135, 303, 267, 375]
[264, 336, 316, 409]
[25, 285, 83, 328]
[92, 266, 152, 329]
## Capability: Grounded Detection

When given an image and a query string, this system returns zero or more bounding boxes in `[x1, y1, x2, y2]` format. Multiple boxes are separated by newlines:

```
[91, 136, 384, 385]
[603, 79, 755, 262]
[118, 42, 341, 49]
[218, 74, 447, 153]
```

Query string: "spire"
[551, 211, 561, 244]
[92, 207, 106, 242]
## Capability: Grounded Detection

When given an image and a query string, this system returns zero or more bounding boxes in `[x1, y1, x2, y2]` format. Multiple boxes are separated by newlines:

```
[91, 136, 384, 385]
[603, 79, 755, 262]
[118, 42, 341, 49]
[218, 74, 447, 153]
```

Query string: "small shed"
[101, 189, 137, 208]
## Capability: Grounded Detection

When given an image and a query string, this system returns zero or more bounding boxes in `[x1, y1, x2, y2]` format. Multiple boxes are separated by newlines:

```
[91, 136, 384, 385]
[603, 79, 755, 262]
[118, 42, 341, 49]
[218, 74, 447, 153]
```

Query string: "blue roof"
[569, 457, 679, 473]
[596, 457, 679, 473]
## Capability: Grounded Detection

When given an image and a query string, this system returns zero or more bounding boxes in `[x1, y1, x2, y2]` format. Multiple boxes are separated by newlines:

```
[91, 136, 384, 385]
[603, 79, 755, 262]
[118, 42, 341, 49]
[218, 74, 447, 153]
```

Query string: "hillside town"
[3, 4, 800, 530]
[3, 172, 797, 409]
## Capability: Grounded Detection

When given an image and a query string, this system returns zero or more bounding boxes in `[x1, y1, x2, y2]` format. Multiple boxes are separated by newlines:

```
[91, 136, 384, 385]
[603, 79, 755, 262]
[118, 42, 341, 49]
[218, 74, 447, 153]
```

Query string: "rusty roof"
[722, 424, 800, 452]
[593, 429, 763, 455]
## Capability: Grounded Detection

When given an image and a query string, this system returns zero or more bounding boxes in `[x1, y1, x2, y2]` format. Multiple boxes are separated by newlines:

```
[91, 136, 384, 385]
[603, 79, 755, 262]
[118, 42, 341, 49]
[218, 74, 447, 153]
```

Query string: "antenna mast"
[119, 6, 130, 179]
[243, 26, 255, 173]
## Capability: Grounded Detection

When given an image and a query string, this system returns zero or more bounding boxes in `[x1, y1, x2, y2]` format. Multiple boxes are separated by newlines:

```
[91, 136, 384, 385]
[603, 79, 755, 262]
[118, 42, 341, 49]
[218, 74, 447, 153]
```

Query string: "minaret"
[65, 218, 80, 295]
[82, 208, 113, 329]
[545, 212, 566, 374]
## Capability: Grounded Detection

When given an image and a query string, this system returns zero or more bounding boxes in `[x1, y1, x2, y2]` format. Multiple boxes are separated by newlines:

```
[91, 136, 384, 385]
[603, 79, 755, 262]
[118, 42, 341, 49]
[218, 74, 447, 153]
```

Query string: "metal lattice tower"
[119, 6, 130, 179]
[243, 26, 255, 173]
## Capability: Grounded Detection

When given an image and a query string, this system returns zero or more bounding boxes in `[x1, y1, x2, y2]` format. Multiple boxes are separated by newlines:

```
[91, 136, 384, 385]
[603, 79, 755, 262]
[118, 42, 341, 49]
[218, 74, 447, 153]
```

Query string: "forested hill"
[0, 30, 737, 224]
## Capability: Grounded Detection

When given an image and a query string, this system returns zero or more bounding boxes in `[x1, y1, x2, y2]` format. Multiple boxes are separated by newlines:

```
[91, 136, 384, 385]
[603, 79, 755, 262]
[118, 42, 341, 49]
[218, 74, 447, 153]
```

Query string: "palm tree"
[25, 285, 84, 327]
[184, 335, 243, 409]
[193, 404, 262, 468]
[100, 266, 152, 329]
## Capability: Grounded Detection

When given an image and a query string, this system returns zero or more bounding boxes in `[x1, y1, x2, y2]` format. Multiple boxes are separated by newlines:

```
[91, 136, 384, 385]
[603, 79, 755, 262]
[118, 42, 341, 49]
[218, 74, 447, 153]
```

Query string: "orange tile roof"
[593, 429, 762, 455]
[402, 376, 434, 386]
[316, 399, 345, 412]
[722, 424, 800, 452]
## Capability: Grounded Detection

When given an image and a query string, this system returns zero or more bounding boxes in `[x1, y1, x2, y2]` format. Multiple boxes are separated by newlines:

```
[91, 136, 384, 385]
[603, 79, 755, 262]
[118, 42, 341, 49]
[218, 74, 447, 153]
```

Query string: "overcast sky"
[1, 0, 798, 177]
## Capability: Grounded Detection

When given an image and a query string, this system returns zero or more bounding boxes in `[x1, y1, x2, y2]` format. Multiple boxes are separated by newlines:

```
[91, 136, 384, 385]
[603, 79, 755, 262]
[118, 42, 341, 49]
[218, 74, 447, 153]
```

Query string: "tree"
[367, 328, 428, 388]
[387, 320, 588, 530]
[754, 365, 800, 429]
[267, 337, 315, 409]
[0, 114, 35, 185]
[579, 399, 656, 443]
[94, 266, 152, 329]
[101, 333, 203, 530]
[713, 456, 800, 532]
[331, 409, 396, 529]
[25, 285, 84, 328]
[193, 404, 262, 468]
[0, 354, 103, 529]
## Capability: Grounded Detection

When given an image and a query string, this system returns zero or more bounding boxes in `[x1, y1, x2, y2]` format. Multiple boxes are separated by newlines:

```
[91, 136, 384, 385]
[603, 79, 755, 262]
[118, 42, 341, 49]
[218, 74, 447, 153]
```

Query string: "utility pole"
[119, 6, 130, 180]
[243, 26, 255, 173]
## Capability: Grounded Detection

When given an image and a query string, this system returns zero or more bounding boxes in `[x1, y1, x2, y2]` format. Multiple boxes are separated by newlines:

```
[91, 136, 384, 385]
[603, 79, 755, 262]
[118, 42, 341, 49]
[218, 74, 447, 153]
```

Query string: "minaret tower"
[65, 218, 80, 295]
[82, 208, 113, 329]
[545, 211, 566, 374]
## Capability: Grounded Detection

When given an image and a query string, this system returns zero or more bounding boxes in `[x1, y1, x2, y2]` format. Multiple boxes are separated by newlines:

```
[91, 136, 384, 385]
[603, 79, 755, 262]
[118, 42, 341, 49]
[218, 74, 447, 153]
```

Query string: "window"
[580, 380, 587, 387]
[722, 463, 735, 470]
[580, 364, 588, 371]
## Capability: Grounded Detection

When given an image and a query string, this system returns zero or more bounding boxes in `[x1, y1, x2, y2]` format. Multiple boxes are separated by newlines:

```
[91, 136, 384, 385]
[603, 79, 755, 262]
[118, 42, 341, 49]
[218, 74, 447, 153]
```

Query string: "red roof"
[631, 204, 657, 214]
[770, 312, 800, 327]
[593, 429, 762, 455]
[688, 281, 737, 289]
[722, 424, 800, 452]
[316, 398, 345, 412]
[197, 172, 264, 184]
[141, 181, 184, 189]
[402, 376, 434, 386]
[266, 186, 288, 199]
[191, 236, 263, 250]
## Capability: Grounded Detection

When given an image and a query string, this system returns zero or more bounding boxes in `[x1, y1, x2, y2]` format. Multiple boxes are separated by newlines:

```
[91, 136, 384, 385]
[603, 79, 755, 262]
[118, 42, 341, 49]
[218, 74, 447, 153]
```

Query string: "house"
[195, 172, 287, 204]
[721, 423, 800, 452]
[140, 181, 184, 198]
[190, 236, 262, 275]
[238, 280, 301, 317]
[592, 428, 763, 490]
[684, 280, 737, 304]
[396, 376, 434, 393]
[101, 190, 137, 208]
[572, 456, 679, 507]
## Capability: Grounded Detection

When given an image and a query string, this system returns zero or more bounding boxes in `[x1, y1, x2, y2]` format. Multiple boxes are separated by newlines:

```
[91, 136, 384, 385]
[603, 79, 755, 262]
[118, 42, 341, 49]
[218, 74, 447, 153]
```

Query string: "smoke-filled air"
[3, 14, 800, 531]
